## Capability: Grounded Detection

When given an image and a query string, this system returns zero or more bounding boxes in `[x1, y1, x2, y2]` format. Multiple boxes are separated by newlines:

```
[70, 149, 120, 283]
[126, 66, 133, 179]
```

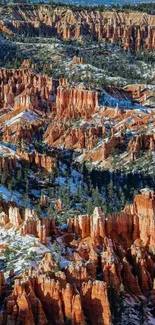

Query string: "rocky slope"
[0, 65, 155, 173]
[0, 4, 155, 51]
[1, 189, 155, 324]
[0, 4, 155, 324]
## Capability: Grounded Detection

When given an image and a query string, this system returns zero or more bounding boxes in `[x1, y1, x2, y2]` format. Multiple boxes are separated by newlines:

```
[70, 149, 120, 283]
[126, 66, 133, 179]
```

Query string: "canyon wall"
[0, 273, 111, 325]
[1, 6, 155, 51]
[129, 134, 155, 161]
[0, 68, 53, 112]
[44, 122, 103, 149]
[68, 189, 155, 248]
[16, 150, 56, 172]
[67, 189, 155, 295]
[1, 190, 155, 323]
[56, 85, 98, 120]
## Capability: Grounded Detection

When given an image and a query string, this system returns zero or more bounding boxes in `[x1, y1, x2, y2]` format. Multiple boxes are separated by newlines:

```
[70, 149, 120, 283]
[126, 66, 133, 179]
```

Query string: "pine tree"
[92, 186, 102, 206]
[108, 284, 124, 325]
[1, 171, 7, 185]
[16, 169, 22, 184]
[48, 203, 56, 220]
[22, 193, 30, 209]
[139, 302, 145, 325]
[85, 199, 94, 215]
[77, 184, 83, 201]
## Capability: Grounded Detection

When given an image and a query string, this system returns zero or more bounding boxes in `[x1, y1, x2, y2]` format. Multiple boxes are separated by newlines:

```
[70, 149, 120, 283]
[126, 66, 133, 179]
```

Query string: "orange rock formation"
[1, 6, 155, 51]
[1, 190, 155, 322]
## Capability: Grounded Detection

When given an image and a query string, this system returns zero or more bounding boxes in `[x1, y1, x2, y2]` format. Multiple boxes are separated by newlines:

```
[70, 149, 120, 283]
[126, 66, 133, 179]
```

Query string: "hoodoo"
[0, 2, 155, 324]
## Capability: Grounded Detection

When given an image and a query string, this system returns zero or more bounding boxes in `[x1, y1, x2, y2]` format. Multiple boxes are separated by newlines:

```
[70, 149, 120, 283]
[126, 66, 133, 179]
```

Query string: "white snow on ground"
[148, 317, 155, 325]
[58, 224, 68, 231]
[103, 90, 146, 110]
[0, 186, 22, 205]
[55, 176, 66, 186]
[0, 226, 50, 278]
[0, 143, 19, 158]
[60, 256, 69, 269]
[4, 109, 40, 127]
[75, 153, 85, 163]
[56, 167, 82, 194]
[0, 223, 71, 278]
[31, 189, 41, 198]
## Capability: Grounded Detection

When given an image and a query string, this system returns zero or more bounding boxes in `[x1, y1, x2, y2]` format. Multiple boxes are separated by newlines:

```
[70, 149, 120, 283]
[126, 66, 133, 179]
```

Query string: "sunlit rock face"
[0, 6, 155, 51]
[68, 189, 155, 250]
[56, 85, 98, 120]
[1, 279, 47, 325]
[67, 190, 155, 296]
[0, 272, 111, 325]
[1, 190, 155, 323]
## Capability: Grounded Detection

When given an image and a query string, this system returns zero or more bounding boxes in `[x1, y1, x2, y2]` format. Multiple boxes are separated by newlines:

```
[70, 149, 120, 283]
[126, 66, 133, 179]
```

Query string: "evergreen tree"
[108, 284, 124, 325]
[1, 171, 7, 185]
[85, 199, 94, 215]
[62, 187, 70, 210]
[139, 302, 145, 325]
[92, 186, 102, 206]
[22, 193, 30, 209]
[76, 184, 83, 201]
[48, 203, 56, 220]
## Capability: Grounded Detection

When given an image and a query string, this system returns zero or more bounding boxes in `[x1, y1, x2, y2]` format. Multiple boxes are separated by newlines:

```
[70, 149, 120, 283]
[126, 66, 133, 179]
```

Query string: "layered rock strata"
[0, 6, 155, 51]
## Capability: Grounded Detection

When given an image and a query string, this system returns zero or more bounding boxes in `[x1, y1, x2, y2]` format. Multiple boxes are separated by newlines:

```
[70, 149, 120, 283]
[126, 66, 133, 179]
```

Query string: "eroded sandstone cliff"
[1, 190, 155, 323]
[0, 5, 155, 51]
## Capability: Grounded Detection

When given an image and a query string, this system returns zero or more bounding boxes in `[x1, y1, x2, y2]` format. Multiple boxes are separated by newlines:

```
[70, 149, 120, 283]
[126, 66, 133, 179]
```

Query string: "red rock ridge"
[56, 85, 98, 120]
[1, 7, 155, 51]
